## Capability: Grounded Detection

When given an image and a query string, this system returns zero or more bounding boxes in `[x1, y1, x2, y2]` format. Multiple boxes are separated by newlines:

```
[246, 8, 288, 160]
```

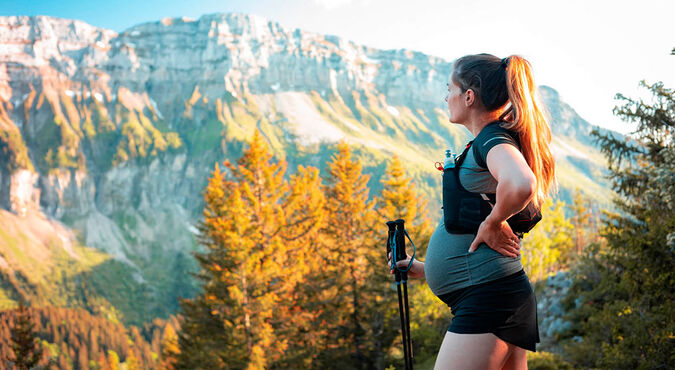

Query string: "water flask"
[443, 149, 455, 170]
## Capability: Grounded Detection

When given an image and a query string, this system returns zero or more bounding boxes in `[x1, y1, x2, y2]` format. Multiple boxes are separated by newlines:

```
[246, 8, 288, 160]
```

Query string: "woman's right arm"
[468, 143, 536, 257]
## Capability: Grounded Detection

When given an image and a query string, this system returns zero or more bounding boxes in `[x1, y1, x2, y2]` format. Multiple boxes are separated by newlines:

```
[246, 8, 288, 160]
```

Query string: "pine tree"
[317, 142, 381, 369]
[97, 352, 110, 370]
[10, 301, 43, 370]
[226, 130, 292, 369]
[77, 346, 89, 370]
[177, 161, 258, 369]
[159, 323, 180, 369]
[178, 130, 322, 369]
[58, 353, 71, 370]
[563, 79, 675, 369]
[378, 155, 433, 254]
[273, 165, 327, 368]
[125, 350, 139, 370]
[377, 155, 436, 368]
[107, 350, 119, 370]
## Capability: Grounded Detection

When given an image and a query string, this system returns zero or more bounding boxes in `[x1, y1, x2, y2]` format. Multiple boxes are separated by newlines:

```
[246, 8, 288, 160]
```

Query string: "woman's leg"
[501, 346, 527, 370]
[433, 331, 520, 370]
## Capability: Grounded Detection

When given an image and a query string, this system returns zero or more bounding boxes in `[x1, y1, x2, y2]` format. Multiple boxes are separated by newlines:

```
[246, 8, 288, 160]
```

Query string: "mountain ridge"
[0, 12, 615, 324]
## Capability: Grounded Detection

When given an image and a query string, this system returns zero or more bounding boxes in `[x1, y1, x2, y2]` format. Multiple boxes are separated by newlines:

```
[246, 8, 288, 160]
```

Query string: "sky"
[2, 0, 673, 134]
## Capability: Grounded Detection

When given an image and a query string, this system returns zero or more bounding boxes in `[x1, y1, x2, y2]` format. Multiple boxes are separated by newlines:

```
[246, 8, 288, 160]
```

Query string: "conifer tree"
[378, 155, 433, 254]
[77, 347, 89, 370]
[10, 301, 43, 370]
[378, 155, 440, 368]
[107, 350, 119, 370]
[159, 323, 180, 369]
[177, 159, 248, 368]
[318, 142, 381, 369]
[97, 352, 110, 370]
[563, 80, 675, 369]
[125, 350, 139, 370]
[273, 165, 327, 367]
[58, 353, 70, 369]
[178, 130, 322, 369]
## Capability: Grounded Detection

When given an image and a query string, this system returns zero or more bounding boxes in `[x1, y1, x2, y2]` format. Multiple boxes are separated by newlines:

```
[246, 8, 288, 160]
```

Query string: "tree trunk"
[242, 270, 252, 357]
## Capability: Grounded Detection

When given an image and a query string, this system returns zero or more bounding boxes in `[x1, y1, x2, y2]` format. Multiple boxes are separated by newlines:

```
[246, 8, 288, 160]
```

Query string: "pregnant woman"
[391, 54, 556, 369]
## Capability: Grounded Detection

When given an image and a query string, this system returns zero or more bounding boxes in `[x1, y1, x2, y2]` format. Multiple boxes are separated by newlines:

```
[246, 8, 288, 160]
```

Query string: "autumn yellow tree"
[158, 322, 180, 369]
[177, 130, 323, 369]
[520, 198, 574, 282]
[314, 142, 383, 369]
[107, 350, 119, 370]
[378, 155, 445, 368]
[378, 156, 432, 254]
[177, 163, 249, 369]
[274, 164, 328, 367]
[125, 350, 139, 370]
[378, 156, 429, 223]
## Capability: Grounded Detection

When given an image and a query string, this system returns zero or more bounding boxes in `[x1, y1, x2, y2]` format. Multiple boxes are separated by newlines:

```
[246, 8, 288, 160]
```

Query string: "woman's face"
[445, 78, 468, 124]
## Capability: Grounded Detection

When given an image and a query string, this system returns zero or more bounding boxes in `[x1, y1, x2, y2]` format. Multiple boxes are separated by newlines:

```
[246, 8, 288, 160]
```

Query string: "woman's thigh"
[501, 346, 527, 370]
[433, 331, 517, 370]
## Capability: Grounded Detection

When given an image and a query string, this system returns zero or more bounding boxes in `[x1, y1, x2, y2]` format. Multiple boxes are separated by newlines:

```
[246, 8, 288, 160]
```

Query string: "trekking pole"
[386, 220, 414, 370]
[395, 219, 414, 370]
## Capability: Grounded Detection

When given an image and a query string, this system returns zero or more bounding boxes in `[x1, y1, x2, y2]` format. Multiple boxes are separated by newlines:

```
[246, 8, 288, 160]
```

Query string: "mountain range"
[0, 13, 616, 324]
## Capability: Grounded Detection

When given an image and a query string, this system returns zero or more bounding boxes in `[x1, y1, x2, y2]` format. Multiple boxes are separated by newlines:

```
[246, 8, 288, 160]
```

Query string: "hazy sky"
[2, 0, 673, 134]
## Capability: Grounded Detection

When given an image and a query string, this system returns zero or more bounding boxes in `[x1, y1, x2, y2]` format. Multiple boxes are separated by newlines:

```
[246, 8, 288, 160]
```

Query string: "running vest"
[442, 123, 542, 235]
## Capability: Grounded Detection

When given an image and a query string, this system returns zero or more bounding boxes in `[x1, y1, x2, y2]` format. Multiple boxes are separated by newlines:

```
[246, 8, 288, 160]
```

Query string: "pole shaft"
[402, 277, 413, 369]
[396, 272, 410, 370]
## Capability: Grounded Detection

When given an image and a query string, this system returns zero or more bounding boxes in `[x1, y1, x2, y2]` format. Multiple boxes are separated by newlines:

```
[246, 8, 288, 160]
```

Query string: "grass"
[185, 118, 225, 155]
[0, 226, 30, 268]
[308, 91, 361, 136]
[25, 93, 185, 170]
[0, 210, 184, 325]
[0, 127, 34, 172]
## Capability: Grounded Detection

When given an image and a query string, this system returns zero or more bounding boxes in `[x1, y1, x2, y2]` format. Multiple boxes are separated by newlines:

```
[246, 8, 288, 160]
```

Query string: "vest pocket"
[459, 197, 482, 219]
[457, 197, 482, 230]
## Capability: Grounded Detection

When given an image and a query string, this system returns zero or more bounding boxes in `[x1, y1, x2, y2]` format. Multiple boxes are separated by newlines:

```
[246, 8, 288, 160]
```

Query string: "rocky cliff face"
[0, 13, 611, 323]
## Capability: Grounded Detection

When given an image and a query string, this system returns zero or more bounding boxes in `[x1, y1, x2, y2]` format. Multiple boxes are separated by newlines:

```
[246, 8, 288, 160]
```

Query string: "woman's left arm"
[468, 143, 537, 257]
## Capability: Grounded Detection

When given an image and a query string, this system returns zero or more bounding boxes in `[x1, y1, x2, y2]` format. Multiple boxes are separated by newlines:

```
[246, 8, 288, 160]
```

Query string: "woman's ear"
[464, 89, 475, 107]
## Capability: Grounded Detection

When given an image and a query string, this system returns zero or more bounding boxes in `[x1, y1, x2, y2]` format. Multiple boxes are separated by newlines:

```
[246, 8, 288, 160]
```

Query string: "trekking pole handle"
[394, 219, 406, 262]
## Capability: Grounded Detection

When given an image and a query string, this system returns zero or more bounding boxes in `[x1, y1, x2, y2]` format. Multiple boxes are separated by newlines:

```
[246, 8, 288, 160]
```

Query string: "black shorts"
[436, 269, 540, 352]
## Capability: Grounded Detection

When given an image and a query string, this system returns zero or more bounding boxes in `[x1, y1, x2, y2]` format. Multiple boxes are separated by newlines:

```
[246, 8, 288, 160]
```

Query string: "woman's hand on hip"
[468, 215, 521, 258]
[388, 252, 425, 279]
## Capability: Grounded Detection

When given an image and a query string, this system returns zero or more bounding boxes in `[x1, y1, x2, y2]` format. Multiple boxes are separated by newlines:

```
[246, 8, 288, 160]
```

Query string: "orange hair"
[501, 55, 556, 207]
[452, 54, 556, 207]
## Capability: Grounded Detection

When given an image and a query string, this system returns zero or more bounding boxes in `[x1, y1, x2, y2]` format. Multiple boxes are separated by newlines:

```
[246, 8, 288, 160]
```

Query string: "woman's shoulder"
[472, 121, 520, 168]
[476, 121, 518, 142]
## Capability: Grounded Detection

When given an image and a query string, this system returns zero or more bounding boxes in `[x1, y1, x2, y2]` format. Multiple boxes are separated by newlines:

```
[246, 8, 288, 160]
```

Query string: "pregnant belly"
[424, 222, 523, 296]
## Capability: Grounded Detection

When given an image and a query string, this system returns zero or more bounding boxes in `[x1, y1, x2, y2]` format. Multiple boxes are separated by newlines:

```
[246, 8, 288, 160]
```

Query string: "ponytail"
[501, 55, 556, 207]
[452, 54, 556, 207]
